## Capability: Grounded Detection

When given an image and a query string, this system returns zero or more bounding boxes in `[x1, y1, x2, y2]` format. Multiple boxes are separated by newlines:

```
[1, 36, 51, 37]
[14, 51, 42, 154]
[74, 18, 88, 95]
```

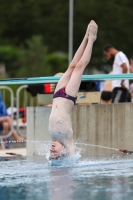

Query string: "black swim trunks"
[112, 87, 131, 103]
[101, 91, 112, 101]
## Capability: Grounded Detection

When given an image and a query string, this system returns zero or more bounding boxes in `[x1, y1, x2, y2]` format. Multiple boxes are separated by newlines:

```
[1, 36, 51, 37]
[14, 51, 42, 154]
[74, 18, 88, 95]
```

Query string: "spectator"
[130, 83, 133, 102]
[103, 44, 130, 103]
[129, 57, 133, 102]
[101, 71, 113, 104]
[130, 56, 133, 73]
[0, 93, 25, 148]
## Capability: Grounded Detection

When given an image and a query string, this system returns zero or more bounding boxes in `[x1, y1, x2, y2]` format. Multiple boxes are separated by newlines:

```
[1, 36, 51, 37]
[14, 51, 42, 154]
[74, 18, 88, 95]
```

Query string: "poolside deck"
[0, 148, 26, 157]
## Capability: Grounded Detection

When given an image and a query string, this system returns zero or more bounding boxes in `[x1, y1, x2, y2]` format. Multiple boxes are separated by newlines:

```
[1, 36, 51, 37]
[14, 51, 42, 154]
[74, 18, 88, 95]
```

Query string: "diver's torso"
[49, 98, 74, 145]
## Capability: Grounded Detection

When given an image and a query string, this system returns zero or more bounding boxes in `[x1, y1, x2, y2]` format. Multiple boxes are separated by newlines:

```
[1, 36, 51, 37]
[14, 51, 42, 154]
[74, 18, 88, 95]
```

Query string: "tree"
[0, 45, 19, 77]
[16, 35, 68, 77]
[0, 0, 133, 75]
[17, 35, 48, 77]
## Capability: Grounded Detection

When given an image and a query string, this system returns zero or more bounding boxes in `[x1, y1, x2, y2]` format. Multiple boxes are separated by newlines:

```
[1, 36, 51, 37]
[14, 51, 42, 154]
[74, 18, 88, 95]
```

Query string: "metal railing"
[16, 85, 28, 137]
[0, 74, 132, 147]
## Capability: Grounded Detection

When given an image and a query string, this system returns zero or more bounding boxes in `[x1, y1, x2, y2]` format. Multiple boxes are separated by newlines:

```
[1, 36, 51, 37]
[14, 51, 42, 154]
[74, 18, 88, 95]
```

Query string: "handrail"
[0, 86, 14, 140]
[16, 85, 28, 137]
[0, 74, 132, 85]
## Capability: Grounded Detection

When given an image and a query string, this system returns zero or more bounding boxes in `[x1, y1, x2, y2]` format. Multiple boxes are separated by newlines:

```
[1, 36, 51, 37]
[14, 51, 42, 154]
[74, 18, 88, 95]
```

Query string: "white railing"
[16, 85, 28, 138]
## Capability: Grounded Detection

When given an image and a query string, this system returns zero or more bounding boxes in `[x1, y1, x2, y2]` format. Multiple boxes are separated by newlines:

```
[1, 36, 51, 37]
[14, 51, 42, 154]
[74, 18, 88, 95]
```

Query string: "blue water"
[0, 153, 133, 200]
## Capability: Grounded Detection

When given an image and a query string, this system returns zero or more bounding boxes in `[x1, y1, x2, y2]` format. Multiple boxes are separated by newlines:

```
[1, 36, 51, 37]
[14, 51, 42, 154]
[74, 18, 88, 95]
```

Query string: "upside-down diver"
[49, 20, 98, 159]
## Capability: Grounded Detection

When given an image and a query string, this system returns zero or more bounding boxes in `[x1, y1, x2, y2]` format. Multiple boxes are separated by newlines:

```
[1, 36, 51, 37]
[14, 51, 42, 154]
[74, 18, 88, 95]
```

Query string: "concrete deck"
[0, 148, 26, 157]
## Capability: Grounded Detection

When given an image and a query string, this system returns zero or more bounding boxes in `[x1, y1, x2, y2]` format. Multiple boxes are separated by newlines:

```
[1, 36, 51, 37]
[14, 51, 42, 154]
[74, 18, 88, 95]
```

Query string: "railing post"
[16, 85, 28, 137]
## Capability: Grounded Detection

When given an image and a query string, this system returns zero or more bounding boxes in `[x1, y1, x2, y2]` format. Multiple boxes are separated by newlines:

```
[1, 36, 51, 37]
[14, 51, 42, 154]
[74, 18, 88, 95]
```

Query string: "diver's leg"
[54, 23, 91, 93]
[66, 20, 98, 97]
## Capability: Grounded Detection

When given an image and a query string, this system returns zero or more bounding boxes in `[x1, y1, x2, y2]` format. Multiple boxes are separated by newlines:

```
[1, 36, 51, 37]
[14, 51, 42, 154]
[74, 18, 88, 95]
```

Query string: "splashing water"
[0, 140, 133, 200]
[25, 140, 133, 168]
[0, 139, 132, 168]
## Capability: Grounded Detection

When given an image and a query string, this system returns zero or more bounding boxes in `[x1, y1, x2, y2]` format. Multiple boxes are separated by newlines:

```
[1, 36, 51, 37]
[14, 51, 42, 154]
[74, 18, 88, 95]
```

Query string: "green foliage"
[0, 45, 19, 77]
[0, 0, 133, 106]
[0, 46, 19, 62]
[0, 0, 69, 51]
[45, 53, 68, 75]
[74, 0, 133, 71]
[16, 35, 68, 77]
[0, 35, 68, 79]
[16, 35, 48, 77]
[0, 0, 133, 75]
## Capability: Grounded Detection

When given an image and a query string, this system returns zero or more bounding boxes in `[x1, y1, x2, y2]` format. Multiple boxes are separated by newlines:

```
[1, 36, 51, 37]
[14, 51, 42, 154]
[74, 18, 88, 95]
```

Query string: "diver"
[49, 20, 98, 159]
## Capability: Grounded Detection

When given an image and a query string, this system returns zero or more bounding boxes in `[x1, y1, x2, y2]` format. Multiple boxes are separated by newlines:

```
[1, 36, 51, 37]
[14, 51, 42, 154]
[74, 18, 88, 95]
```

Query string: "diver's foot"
[85, 22, 91, 39]
[88, 20, 98, 42]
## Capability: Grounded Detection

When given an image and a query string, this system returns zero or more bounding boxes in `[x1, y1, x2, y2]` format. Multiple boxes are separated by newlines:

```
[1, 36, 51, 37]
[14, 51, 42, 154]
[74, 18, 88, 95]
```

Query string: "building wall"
[27, 104, 133, 156]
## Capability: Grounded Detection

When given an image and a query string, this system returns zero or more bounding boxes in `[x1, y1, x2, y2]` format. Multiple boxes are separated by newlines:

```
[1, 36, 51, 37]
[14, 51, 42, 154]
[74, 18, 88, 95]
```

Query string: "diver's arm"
[68, 140, 75, 155]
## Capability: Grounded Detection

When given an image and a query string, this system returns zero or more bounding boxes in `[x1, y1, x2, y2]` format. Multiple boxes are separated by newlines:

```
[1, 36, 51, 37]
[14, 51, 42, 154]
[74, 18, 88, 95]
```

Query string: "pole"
[68, 0, 74, 64]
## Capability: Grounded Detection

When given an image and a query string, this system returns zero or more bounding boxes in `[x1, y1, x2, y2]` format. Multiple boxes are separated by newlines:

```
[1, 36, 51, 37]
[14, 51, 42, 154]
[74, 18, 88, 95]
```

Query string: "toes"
[91, 20, 95, 24]
[90, 20, 97, 26]
[88, 20, 96, 26]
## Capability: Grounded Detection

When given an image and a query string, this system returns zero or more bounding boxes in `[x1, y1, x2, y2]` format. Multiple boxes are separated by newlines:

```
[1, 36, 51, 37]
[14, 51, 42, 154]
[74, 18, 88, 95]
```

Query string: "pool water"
[0, 153, 133, 200]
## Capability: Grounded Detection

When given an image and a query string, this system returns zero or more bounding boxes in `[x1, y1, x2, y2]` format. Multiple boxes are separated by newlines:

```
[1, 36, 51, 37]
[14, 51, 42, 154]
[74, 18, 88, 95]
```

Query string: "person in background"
[129, 83, 133, 102]
[130, 56, 133, 73]
[101, 71, 113, 104]
[103, 44, 130, 103]
[0, 93, 25, 148]
[129, 57, 133, 102]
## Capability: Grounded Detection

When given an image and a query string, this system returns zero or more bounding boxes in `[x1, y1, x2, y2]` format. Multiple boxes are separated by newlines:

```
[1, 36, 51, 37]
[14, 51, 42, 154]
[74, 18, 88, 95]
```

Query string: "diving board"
[0, 74, 133, 85]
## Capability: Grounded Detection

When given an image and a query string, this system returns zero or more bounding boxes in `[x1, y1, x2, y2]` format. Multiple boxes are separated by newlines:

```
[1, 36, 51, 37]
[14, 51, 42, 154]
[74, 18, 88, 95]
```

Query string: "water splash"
[0, 139, 132, 169]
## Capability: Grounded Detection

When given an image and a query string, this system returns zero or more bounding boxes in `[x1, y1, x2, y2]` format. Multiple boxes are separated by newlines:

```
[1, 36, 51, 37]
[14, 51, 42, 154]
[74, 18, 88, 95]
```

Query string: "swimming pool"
[0, 153, 133, 200]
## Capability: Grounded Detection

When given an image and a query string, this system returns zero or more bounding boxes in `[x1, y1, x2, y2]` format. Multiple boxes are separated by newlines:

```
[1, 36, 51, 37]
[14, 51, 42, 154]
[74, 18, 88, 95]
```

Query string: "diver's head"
[49, 140, 67, 159]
